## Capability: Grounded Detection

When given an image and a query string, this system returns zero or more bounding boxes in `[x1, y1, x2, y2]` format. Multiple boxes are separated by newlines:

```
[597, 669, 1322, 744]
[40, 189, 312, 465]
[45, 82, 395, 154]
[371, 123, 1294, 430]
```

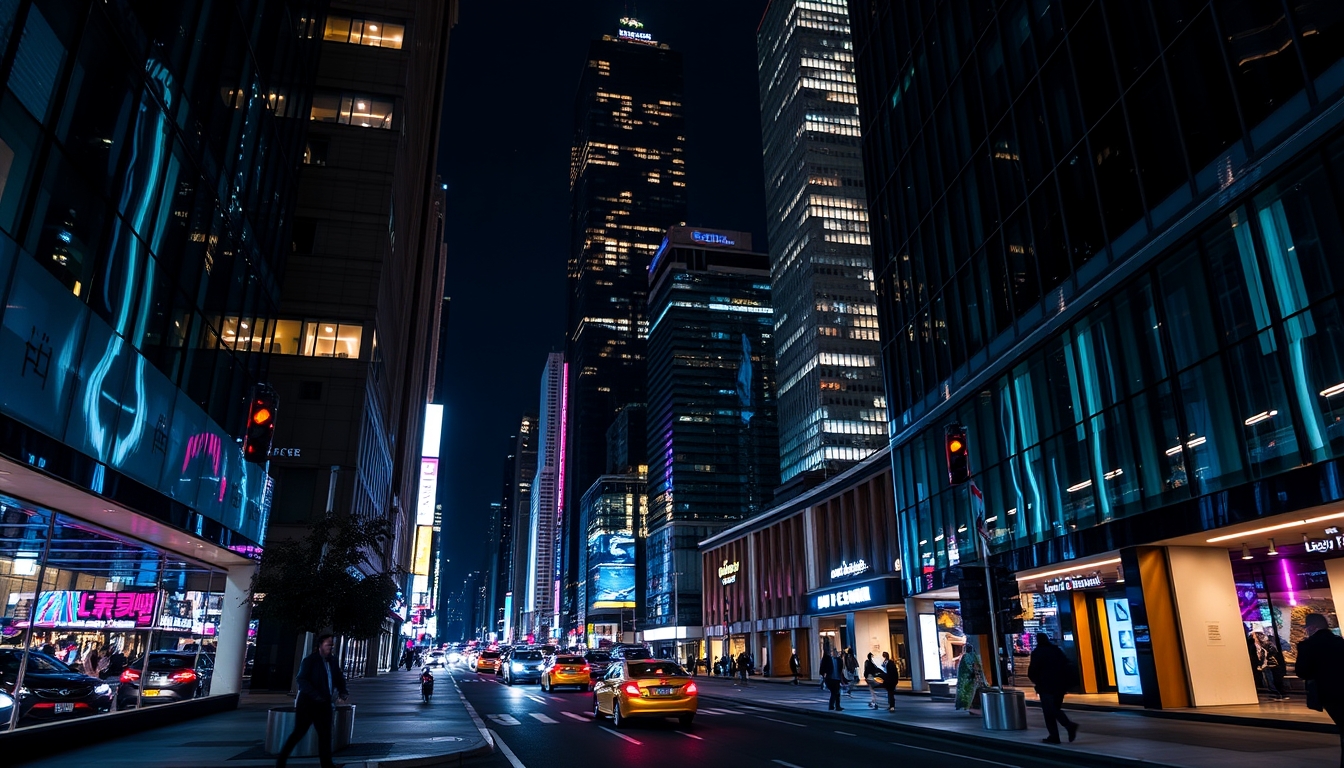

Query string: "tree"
[251, 515, 400, 639]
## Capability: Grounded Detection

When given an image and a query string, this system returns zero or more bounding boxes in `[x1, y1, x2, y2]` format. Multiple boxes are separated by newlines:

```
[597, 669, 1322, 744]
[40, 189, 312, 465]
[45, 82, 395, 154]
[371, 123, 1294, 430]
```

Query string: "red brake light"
[120, 669, 140, 683]
[168, 669, 197, 684]
[684, 681, 697, 695]
[582, 665, 591, 673]
[623, 682, 642, 697]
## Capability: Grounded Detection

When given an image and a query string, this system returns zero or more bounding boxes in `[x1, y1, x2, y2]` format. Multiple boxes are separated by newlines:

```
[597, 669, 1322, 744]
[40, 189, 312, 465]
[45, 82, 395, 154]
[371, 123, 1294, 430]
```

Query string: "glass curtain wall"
[0, 494, 226, 729]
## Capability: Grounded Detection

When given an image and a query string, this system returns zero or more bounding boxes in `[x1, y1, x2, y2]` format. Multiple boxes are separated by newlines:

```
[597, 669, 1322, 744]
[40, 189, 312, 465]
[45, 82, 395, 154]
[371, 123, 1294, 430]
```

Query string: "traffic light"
[994, 567, 1025, 635]
[243, 386, 278, 464]
[957, 565, 1024, 636]
[945, 423, 970, 485]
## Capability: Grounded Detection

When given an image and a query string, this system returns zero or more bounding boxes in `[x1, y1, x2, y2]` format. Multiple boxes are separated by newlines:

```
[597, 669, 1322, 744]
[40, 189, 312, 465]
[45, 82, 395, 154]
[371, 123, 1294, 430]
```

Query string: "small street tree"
[250, 514, 400, 639]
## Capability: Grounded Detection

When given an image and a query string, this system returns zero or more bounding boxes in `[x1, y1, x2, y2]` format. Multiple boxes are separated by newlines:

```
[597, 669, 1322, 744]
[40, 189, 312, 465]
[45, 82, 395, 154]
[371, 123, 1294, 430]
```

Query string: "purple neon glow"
[1281, 557, 1297, 606]
[556, 362, 568, 516]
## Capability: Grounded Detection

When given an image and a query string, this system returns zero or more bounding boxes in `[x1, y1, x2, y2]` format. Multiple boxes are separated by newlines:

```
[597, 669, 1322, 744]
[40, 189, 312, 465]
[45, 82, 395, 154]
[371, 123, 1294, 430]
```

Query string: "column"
[1324, 558, 1344, 613]
[212, 561, 257, 696]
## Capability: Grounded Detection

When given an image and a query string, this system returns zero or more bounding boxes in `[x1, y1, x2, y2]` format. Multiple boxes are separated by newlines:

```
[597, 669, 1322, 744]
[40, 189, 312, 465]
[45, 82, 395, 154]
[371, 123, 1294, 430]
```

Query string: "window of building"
[268, 319, 362, 359]
[302, 137, 328, 166]
[310, 93, 394, 129]
[323, 15, 404, 49]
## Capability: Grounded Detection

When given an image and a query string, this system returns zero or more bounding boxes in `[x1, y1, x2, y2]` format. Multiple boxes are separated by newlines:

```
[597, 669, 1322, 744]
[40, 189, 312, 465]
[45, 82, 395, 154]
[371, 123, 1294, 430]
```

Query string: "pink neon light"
[556, 362, 569, 517]
[1281, 558, 1297, 606]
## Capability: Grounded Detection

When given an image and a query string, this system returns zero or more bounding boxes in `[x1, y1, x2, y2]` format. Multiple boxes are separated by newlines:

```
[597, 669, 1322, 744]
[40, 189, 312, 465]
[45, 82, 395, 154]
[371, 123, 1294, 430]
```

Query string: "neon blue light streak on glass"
[1074, 328, 1108, 520]
[1011, 375, 1044, 539]
[1259, 201, 1324, 452]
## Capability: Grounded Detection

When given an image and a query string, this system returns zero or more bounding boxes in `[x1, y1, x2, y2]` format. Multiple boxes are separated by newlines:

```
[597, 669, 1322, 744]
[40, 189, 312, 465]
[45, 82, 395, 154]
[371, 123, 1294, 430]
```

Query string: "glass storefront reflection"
[0, 494, 228, 729]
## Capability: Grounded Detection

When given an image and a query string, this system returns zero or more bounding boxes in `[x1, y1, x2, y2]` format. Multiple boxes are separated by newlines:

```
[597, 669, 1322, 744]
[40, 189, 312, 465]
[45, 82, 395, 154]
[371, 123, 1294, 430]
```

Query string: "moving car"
[541, 654, 591, 692]
[592, 659, 697, 728]
[504, 649, 545, 685]
[583, 650, 612, 680]
[608, 643, 652, 661]
[472, 650, 501, 674]
[425, 650, 447, 668]
[0, 650, 113, 725]
[117, 652, 213, 708]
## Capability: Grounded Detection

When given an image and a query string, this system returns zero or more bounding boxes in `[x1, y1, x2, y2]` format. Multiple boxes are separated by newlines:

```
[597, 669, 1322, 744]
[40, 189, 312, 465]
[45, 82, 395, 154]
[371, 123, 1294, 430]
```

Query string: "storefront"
[808, 576, 911, 687]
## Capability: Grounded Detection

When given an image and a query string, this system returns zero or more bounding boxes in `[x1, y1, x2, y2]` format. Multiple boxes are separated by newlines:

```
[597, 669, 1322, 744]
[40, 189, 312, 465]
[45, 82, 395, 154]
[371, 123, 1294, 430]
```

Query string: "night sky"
[435, 1, 772, 601]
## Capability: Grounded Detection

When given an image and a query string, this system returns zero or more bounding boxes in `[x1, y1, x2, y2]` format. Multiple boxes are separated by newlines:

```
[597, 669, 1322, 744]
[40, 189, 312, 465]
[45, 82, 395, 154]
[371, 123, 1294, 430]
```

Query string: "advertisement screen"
[588, 532, 635, 609]
[412, 525, 433, 576]
[1105, 597, 1143, 696]
[32, 589, 158, 629]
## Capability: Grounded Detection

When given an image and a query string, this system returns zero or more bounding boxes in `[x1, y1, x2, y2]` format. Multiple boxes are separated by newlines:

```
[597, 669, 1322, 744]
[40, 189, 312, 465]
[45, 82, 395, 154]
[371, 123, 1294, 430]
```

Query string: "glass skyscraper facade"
[644, 227, 779, 644]
[758, 0, 887, 483]
[847, 0, 1344, 593]
[563, 19, 687, 636]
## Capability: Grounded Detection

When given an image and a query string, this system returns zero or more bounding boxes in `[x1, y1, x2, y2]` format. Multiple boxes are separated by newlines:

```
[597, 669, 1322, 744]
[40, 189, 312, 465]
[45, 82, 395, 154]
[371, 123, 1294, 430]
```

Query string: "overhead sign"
[31, 590, 158, 629]
[718, 560, 740, 585]
[1043, 573, 1104, 593]
[809, 577, 898, 614]
[1306, 535, 1344, 555]
[618, 28, 653, 42]
[830, 559, 869, 580]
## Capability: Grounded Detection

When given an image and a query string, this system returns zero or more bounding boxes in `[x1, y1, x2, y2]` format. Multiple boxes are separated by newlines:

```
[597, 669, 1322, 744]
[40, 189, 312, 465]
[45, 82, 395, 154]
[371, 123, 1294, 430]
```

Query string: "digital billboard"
[587, 532, 635, 610]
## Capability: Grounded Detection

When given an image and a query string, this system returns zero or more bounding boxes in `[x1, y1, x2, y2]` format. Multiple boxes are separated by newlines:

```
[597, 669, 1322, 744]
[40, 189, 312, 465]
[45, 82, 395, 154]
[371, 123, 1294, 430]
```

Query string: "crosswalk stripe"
[526, 695, 546, 704]
[678, 731, 704, 740]
[562, 711, 588, 722]
[529, 712, 558, 723]
[486, 714, 521, 726]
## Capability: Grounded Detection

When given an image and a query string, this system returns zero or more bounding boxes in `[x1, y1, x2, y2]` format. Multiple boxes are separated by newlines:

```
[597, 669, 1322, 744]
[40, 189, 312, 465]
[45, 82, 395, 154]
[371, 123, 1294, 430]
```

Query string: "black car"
[503, 649, 544, 685]
[117, 652, 213, 708]
[608, 643, 652, 661]
[0, 650, 113, 725]
[583, 650, 612, 679]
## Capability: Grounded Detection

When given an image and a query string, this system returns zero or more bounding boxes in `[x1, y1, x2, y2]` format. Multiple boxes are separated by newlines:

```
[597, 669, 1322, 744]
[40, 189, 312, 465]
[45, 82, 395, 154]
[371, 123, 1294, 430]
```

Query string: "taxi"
[541, 654, 591, 692]
[592, 659, 697, 728]
[473, 650, 502, 674]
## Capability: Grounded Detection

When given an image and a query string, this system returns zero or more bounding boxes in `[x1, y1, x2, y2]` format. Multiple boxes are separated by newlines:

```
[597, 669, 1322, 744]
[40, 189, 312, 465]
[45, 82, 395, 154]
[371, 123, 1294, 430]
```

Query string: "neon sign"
[32, 590, 158, 629]
[692, 231, 735, 247]
[619, 28, 653, 42]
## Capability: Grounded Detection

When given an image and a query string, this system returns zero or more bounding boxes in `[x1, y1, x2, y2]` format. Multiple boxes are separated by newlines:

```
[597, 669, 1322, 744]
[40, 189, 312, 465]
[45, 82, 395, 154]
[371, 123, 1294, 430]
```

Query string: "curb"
[699, 692, 1184, 768]
[1049, 699, 1339, 735]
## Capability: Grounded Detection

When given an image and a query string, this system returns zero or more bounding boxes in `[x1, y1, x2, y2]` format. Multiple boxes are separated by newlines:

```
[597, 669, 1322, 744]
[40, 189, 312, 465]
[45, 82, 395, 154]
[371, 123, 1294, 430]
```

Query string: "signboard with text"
[31, 589, 158, 629]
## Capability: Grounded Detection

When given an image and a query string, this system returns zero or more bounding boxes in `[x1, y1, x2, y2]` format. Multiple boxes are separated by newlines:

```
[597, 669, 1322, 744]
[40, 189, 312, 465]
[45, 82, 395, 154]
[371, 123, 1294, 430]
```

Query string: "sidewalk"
[15, 667, 492, 768]
[693, 675, 1342, 767]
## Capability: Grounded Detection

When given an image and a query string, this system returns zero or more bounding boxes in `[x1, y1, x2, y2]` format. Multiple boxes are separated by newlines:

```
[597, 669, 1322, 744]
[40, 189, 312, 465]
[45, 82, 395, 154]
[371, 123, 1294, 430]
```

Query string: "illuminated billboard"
[416, 458, 438, 526]
[587, 531, 636, 609]
[412, 524, 433, 576]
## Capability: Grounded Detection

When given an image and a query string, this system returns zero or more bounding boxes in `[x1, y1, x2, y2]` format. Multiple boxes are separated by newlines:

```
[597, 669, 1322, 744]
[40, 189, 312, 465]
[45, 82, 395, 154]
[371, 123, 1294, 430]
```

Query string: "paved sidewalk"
[16, 667, 492, 768]
[693, 675, 1342, 767]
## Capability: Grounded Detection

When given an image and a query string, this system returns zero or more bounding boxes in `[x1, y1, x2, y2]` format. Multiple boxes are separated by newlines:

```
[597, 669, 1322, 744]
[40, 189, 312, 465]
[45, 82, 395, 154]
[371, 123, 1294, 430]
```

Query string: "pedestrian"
[820, 648, 843, 711]
[39, 642, 56, 657]
[1028, 633, 1079, 744]
[104, 645, 127, 681]
[80, 643, 99, 678]
[1270, 639, 1290, 702]
[276, 633, 349, 768]
[841, 647, 857, 696]
[880, 651, 898, 711]
[955, 644, 987, 715]
[789, 648, 800, 685]
[400, 647, 413, 672]
[863, 652, 882, 709]
[1257, 636, 1288, 700]
[689, 655, 698, 676]
[1295, 613, 1344, 767]
[737, 650, 750, 684]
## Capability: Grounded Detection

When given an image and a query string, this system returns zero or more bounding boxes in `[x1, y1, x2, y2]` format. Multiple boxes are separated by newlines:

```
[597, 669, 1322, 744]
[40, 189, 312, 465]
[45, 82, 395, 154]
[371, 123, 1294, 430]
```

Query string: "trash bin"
[265, 707, 318, 756]
[981, 688, 1027, 731]
[334, 704, 356, 750]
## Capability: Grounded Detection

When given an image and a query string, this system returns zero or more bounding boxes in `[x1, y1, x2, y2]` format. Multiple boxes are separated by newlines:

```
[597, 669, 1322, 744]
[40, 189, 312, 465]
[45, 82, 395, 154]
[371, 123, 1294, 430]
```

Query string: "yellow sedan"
[592, 660, 697, 728]
[473, 650, 502, 674]
[541, 654, 591, 692]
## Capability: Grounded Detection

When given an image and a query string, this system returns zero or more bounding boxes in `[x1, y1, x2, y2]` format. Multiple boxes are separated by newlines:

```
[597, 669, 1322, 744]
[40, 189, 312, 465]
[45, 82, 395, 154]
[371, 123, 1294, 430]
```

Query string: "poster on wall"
[933, 600, 965, 682]
[1105, 597, 1143, 696]
[588, 532, 636, 609]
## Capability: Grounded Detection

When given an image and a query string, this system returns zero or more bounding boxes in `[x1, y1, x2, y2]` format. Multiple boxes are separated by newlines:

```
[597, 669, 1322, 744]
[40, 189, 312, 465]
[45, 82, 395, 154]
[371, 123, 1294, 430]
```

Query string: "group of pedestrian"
[36, 640, 128, 682]
[1249, 631, 1290, 700]
[819, 647, 898, 712]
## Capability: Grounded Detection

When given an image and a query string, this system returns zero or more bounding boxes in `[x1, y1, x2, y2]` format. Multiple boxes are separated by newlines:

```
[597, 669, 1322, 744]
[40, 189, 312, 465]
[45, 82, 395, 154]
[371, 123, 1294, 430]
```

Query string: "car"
[472, 650, 501, 674]
[425, 650, 447, 668]
[608, 643, 652, 661]
[541, 654, 591, 692]
[447, 649, 463, 665]
[591, 659, 696, 728]
[504, 649, 545, 685]
[0, 650, 113, 725]
[117, 652, 214, 708]
[583, 650, 612, 679]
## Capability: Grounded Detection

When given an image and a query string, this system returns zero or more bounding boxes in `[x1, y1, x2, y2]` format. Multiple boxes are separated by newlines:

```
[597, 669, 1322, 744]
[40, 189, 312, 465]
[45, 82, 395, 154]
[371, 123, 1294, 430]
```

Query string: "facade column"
[212, 561, 257, 696]
[904, 597, 927, 691]
[1325, 559, 1344, 613]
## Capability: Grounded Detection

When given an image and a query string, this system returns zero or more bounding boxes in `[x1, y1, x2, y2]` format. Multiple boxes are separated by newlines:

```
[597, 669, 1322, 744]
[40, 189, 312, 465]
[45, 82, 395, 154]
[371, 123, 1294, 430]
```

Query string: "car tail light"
[120, 669, 140, 683]
[684, 682, 697, 695]
[622, 682, 642, 697]
[581, 665, 591, 674]
[168, 669, 197, 684]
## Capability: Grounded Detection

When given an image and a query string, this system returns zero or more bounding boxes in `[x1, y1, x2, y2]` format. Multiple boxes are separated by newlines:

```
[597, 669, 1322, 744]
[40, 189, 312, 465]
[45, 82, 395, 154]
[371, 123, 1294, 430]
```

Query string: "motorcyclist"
[420, 668, 434, 702]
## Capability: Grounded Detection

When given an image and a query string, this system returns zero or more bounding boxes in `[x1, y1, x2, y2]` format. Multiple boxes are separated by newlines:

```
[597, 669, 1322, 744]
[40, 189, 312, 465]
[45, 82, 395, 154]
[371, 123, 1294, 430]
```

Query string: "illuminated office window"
[267, 320, 362, 359]
[323, 15, 405, 49]
[310, 93, 394, 129]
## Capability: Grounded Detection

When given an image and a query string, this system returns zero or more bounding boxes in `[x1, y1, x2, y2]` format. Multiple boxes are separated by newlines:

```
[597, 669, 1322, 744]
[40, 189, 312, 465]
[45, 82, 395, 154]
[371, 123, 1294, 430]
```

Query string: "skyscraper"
[563, 17, 688, 637]
[498, 412, 537, 642]
[850, 0, 1344, 707]
[758, 0, 886, 484]
[644, 226, 779, 658]
[525, 353, 566, 639]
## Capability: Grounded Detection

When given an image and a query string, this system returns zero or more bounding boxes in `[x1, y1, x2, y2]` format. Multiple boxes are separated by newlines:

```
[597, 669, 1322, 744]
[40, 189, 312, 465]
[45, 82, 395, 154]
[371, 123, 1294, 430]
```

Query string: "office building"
[578, 472, 646, 648]
[644, 226, 779, 660]
[758, 0, 886, 484]
[254, 0, 457, 680]
[850, 0, 1344, 708]
[0, 0, 324, 728]
[562, 17, 688, 638]
[524, 354, 565, 640]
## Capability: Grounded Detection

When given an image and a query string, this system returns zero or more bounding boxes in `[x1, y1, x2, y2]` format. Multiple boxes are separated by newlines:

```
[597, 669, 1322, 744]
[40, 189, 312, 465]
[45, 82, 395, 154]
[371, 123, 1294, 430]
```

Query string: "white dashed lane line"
[528, 712, 558, 724]
[599, 725, 643, 745]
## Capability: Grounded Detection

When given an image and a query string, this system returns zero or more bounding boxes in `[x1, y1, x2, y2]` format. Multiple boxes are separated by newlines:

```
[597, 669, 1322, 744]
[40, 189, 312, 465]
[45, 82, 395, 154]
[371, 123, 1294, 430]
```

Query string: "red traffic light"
[252, 406, 272, 425]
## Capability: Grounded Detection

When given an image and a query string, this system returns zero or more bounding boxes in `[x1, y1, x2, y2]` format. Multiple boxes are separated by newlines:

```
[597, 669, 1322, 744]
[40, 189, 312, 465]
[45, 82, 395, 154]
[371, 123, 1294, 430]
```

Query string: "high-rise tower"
[758, 0, 886, 483]
[525, 353, 566, 639]
[562, 18, 688, 637]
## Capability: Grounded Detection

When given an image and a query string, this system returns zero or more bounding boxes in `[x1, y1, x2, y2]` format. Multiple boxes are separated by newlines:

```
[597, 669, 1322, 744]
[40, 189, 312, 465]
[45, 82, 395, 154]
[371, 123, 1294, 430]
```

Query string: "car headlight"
[94, 683, 111, 696]
[512, 661, 522, 670]
[16, 686, 29, 696]
[0, 691, 13, 708]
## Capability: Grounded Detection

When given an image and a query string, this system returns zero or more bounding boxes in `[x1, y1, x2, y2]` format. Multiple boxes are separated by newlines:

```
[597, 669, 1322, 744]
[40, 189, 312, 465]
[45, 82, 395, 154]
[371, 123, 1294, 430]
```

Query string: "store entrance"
[1017, 585, 1141, 703]
[818, 617, 848, 661]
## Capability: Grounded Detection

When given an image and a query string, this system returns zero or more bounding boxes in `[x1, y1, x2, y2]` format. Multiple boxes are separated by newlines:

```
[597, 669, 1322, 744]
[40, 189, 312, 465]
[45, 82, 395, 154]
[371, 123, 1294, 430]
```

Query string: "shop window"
[323, 14, 404, 49]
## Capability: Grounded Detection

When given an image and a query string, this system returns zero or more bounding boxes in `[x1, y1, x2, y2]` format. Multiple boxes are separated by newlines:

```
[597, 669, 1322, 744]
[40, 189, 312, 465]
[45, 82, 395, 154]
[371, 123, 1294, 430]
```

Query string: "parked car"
[0, 650, 112, 725]
[504, 649, 545, 685]
[117, 652, 213, 708]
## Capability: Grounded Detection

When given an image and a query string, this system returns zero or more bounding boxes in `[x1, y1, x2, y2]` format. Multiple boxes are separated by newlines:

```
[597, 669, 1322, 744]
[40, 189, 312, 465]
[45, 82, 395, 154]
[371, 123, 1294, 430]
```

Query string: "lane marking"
[529, 712, 558, 724]
[527, 694, 547, 704]
[678, 731, 704, 740]
[489, 729, 527, 768]
[599, 725, 643, 745]
[561, 711, 588, 722]
[890, 741, 1020, 767]
[757, 715, 806, 727]
[737, 704, 771, 711]
[452, 674, 494, 750]
[835, 730, 856, 736]
[773, 761, 805, 768]
[487, 714, 522, 726]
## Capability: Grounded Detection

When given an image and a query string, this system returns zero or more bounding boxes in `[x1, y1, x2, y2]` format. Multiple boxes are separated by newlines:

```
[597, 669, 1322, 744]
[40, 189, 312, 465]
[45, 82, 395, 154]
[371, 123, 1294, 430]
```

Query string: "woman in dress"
[955, 643, 986, 715]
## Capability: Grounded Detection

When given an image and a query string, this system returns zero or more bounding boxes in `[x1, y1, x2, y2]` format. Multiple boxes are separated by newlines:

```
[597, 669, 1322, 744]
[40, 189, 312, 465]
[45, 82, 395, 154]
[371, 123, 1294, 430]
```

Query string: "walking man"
[1296, 613, 1344, 767]
[789, 648, 800, 685]
[1028, 633, 1079, 744]
[820, 648, 843, 711]
[736, 650, 750, 684]
[277, 633, 349, 768]
[880, 651, 898, 711]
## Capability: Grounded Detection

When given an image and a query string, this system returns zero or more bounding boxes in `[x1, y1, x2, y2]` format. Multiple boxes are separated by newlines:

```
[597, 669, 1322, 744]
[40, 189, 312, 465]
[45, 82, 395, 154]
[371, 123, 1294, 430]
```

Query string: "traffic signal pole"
[978, 529, 1003, 689]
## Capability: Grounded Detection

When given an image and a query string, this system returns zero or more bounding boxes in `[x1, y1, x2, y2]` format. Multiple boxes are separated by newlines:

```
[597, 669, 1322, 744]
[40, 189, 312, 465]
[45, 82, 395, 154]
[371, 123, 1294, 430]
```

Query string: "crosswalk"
[485, 706, 743, 724]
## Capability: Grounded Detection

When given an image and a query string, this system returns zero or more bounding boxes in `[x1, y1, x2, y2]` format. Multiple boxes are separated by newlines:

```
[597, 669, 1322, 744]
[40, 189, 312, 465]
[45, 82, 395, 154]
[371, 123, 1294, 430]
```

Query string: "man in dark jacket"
[1028, 633, 1078, 744]
[789, 649, 800, 685]
[277, 633, 349, 768]
[820, 648, 843, 710]
[1296, 613, 1344, 767]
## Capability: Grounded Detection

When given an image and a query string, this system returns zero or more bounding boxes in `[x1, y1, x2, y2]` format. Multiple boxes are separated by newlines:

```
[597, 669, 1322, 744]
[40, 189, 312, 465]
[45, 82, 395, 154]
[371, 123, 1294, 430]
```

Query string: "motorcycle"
[420, 671, 434, 703]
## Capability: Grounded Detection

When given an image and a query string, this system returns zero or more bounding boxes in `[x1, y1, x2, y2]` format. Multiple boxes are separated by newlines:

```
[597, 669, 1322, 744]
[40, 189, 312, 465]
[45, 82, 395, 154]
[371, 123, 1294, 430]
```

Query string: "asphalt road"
[449, 666, 1097, 768]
